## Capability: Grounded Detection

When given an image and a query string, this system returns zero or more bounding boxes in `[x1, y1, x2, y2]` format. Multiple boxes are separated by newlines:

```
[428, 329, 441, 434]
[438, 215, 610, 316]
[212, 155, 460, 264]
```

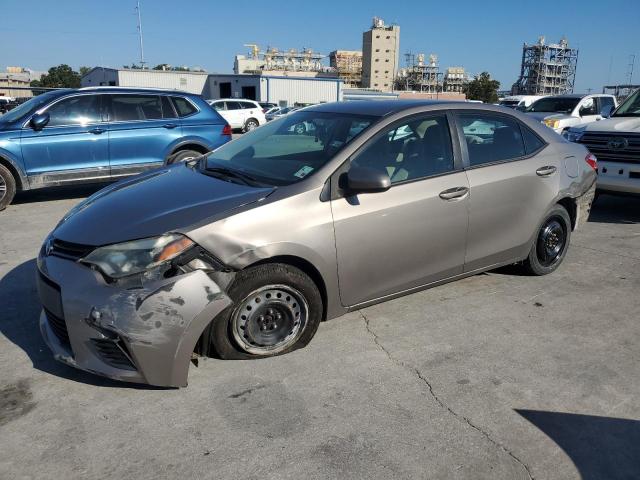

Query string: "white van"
[206, 99, 267, 132]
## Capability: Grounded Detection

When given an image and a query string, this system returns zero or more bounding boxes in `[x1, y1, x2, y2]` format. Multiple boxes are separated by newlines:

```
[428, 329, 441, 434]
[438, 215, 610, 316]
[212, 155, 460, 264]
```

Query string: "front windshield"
[613, 89, 640, 117]
[204, 110, 376, 186]
[526, 97, 580, 113]
[0, 91, 61, 123]
[499, 100, 519, 107]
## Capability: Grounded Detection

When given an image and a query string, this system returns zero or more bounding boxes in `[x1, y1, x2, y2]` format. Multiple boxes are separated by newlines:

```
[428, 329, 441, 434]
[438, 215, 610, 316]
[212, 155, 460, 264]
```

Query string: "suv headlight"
[562, 130, 584, 143]
[81, 233, 194, 279]
[543, 119, 560, 129]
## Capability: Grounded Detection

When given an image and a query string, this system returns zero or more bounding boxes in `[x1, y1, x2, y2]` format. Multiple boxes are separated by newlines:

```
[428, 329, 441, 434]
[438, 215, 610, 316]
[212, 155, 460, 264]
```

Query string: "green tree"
[79, 66, 91, 77]
[153, 63, 171, 70]
[30, 64, 81, 89]
[464, 72, 500, 103]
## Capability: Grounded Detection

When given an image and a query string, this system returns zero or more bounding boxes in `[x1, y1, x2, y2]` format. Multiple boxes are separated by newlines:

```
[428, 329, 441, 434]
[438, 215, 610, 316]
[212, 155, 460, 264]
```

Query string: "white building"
[81, 68, 343, 106]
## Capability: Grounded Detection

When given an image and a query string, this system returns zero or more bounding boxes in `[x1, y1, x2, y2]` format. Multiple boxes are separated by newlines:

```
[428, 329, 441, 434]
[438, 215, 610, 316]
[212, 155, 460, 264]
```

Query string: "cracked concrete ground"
[1, 187, 639, 479]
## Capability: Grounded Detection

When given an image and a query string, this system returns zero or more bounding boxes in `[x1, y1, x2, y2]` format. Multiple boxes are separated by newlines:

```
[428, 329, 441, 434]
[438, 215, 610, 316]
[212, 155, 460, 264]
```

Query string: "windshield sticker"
[294, 166, 314, 179]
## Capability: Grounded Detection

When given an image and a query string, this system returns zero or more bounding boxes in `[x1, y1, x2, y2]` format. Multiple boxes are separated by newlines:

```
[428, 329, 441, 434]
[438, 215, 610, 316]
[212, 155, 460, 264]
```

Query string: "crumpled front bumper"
[37, 254, 231, 387]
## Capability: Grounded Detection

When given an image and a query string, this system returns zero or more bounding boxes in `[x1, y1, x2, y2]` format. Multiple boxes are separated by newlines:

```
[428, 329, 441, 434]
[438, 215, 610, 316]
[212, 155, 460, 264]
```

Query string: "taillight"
[585, 152, 597, 170]
[222, 124, 232, 137]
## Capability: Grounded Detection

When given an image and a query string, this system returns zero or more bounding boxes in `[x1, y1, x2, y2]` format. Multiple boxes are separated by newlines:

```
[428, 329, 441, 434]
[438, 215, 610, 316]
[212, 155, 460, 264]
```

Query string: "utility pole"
[627, 54, 635, 85]
[136, 1, 146, 68]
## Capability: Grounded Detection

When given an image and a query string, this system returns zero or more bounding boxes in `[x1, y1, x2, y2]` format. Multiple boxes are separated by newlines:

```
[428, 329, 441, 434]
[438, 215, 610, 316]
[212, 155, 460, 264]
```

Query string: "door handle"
[163, 123, 178, 129]
[536, 166, 557, 177]
[439, 186, 469, 200]
[88, 127, 105, 134]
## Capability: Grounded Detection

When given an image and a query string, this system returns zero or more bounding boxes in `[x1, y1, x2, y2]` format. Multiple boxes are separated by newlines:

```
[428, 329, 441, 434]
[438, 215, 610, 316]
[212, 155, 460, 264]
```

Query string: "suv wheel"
[0, 164, 17, 211]
[209, 263, 322, 359]
[244, 118, 259, 132]
[166, 150, 201, 165]
[523, 205, 571, 275]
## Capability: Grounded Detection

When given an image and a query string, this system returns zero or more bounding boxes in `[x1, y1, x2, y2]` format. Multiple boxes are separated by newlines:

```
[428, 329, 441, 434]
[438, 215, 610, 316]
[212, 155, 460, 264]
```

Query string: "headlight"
[543, 119, 560, 129]
[81, 233, 194, 278]
[562, 130, 584, 143]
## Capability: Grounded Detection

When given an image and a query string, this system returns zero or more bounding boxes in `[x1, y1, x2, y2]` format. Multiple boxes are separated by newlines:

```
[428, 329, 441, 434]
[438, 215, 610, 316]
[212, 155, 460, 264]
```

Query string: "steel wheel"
[231, 284, 309, 355]
[245, 119, 258, 131]
[536, 217, 567, 267]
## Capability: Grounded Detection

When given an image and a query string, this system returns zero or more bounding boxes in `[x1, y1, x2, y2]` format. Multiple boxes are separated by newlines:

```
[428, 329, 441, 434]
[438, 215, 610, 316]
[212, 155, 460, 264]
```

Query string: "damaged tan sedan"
[37, 101, 596, 387]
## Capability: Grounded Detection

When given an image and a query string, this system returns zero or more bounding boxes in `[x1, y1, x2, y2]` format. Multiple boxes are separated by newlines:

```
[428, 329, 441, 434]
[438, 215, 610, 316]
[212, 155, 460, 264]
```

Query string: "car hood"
[526, 112, 572, 122]
[53, 163, 275, 246]
[575, 117, 640, 133]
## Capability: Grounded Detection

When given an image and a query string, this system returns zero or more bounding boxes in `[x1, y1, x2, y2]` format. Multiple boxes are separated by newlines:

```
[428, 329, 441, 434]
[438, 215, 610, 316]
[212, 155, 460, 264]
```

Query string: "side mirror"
[344, 165, 391, 194]
[30, 112, 50, 131]
[601, 104, 615, 118]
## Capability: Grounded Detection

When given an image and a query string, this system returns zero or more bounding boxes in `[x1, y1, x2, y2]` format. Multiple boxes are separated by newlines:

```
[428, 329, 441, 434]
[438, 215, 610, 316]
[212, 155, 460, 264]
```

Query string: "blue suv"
[0, 87, 232, 209]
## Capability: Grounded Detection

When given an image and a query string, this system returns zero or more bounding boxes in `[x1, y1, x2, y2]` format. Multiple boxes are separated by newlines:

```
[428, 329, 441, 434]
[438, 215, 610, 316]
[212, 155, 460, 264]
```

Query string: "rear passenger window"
[161, 96, 177, 119]
[521, 126, 545, 154]
[171, 96, 198, 117]
[111, 95, 163, 121]
[458, 113, 525, 166]
[241, 101, 257, 110]
[225, 101, 243, 111]
[352, 114, 454, 184]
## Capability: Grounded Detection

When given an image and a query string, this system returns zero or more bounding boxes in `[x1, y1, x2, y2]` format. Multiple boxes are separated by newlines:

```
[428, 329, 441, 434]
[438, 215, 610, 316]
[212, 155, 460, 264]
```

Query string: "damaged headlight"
[562, 129, 584, 143]
[81, 233, 194, 279]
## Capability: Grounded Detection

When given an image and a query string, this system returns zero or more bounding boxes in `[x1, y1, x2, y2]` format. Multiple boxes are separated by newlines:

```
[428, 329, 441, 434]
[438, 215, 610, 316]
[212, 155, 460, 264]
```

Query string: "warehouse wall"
[118, 70, 208, 94]
[262, 77, 342, 105]
[81, 68, 119, 87]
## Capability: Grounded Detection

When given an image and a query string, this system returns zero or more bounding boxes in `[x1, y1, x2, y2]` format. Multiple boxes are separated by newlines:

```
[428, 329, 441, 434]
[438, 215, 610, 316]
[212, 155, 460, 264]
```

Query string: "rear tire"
[244, 118, 259, 132]
[209, 263, 322, 360]
[523, 205, 571, 276]
[0, 164, 17, 211]
[166, 149, 201, 165]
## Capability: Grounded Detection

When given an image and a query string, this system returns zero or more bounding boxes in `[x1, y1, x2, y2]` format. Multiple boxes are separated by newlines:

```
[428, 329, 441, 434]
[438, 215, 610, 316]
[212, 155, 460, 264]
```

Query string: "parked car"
[0, 87, 231, 210]
[206, 99, 266, 132]
[265, 105, 298, 122]
[499, 95, 545, 110]
[0, 97, 17, 114]
[524, 93, 618, 134]
[37, 100, 596, 387]
[259, 102, 277, 112]
[564, 88, 640, 196]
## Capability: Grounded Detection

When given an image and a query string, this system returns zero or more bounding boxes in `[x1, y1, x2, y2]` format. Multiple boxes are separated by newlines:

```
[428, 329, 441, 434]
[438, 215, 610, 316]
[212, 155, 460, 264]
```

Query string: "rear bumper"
[596, 161, 640, 195]
[37, 254, 231, 387]
[575, 179, 597, 230]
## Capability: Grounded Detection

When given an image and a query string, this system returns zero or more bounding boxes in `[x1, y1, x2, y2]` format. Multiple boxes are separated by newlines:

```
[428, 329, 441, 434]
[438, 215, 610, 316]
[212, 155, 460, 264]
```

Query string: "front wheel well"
[557, 197, 577, 230]
[248, 256, 327, 321]
[0, 156, 23, 190]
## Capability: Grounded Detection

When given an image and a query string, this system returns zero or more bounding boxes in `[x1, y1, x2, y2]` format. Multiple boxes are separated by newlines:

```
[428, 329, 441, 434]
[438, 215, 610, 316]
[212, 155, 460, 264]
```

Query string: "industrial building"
[234, 44, 331, 75]
[329, 50, 363, 87]
[511, 36, 579, 95]
[443, 67, 469, 93]
[81, 67, 209, 94]
[0, 67, 43, 98]
[362, 17, 400, 91]
[397, 53, 442, 93]
[204, 74, 343, 106]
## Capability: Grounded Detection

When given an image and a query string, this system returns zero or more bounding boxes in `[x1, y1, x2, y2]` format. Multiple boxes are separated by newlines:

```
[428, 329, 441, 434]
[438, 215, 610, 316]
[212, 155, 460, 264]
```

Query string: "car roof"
[306, 99, 495, 117]
[213, 98, 258, 102]
[77, 86, 193, 95]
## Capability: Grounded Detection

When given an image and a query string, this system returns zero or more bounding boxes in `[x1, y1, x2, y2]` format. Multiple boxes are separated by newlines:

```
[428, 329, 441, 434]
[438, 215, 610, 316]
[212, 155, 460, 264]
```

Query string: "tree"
[79, 66, 91, 77]
[464, 72, 500, 103]
[153, 63, 171, 70]
[30, 64, 81, 89]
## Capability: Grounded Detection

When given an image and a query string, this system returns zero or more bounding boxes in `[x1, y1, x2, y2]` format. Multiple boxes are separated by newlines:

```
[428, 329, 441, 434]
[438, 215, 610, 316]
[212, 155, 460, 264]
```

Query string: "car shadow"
[0, 259, 165, 389]
[13, 183, 108, 205]
[589, 194, 640, 224]
[516, 409, 640, 480]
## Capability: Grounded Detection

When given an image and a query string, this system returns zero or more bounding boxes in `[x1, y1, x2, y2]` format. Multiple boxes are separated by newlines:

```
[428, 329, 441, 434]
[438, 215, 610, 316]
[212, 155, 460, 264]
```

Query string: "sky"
[2, 0, 639, 92]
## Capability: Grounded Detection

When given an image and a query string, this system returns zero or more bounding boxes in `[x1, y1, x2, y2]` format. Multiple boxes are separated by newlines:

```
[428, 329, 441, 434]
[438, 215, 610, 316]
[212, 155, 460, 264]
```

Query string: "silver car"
[37, 101, 597, 387]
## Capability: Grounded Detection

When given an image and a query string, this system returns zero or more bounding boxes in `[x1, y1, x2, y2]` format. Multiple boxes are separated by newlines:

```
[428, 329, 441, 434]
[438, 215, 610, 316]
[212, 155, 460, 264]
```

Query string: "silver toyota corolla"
[37, 100, 597, 387]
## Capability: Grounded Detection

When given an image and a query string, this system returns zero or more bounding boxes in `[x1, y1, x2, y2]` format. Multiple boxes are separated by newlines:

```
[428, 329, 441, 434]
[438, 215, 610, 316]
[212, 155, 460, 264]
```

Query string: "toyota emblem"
[607, 137, 629, 150]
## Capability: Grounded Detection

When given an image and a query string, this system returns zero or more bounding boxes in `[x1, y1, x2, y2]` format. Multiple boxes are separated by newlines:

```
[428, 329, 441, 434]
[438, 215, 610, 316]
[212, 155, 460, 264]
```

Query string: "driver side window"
[46, 95, 101, 127]
[352, 114, 454, 184]
[579, 98, 597, 116]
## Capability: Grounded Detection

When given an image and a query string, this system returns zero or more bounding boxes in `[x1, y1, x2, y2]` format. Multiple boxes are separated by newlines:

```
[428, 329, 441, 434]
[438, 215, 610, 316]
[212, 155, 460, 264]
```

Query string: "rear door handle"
[536, 166, 557, 177]
[439, 186, 469, 200]
[163, 123, 178, 129]
[88, 127, 105, 135]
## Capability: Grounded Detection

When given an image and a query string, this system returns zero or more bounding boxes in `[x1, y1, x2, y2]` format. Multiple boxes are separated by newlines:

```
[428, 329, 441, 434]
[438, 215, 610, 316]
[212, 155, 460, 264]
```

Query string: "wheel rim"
[231, 285, 308, 355]
[0, 175, 6, 202]
[246, 121, 257, 131]
[536, 217, 567, 267]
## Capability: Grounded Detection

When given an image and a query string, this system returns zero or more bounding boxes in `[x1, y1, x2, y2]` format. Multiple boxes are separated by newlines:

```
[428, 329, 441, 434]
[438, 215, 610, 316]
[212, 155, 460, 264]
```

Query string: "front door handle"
[439, 186, 469, 200]
[88, 127, 105, 135]
[163, 123, 178, 129]
[536, 166, 557, 177]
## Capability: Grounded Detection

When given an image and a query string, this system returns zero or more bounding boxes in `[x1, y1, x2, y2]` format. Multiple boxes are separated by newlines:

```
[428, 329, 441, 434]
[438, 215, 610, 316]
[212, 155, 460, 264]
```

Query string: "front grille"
[91, 339, 137, 371]
[45, 309, 71, 348]
[49, 238, 95, 261]
[578, 133, 640, 164]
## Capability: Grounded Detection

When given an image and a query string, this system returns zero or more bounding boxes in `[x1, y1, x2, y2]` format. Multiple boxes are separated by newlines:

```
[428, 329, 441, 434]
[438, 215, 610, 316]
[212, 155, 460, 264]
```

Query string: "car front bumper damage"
[37, 254, 231, 387]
